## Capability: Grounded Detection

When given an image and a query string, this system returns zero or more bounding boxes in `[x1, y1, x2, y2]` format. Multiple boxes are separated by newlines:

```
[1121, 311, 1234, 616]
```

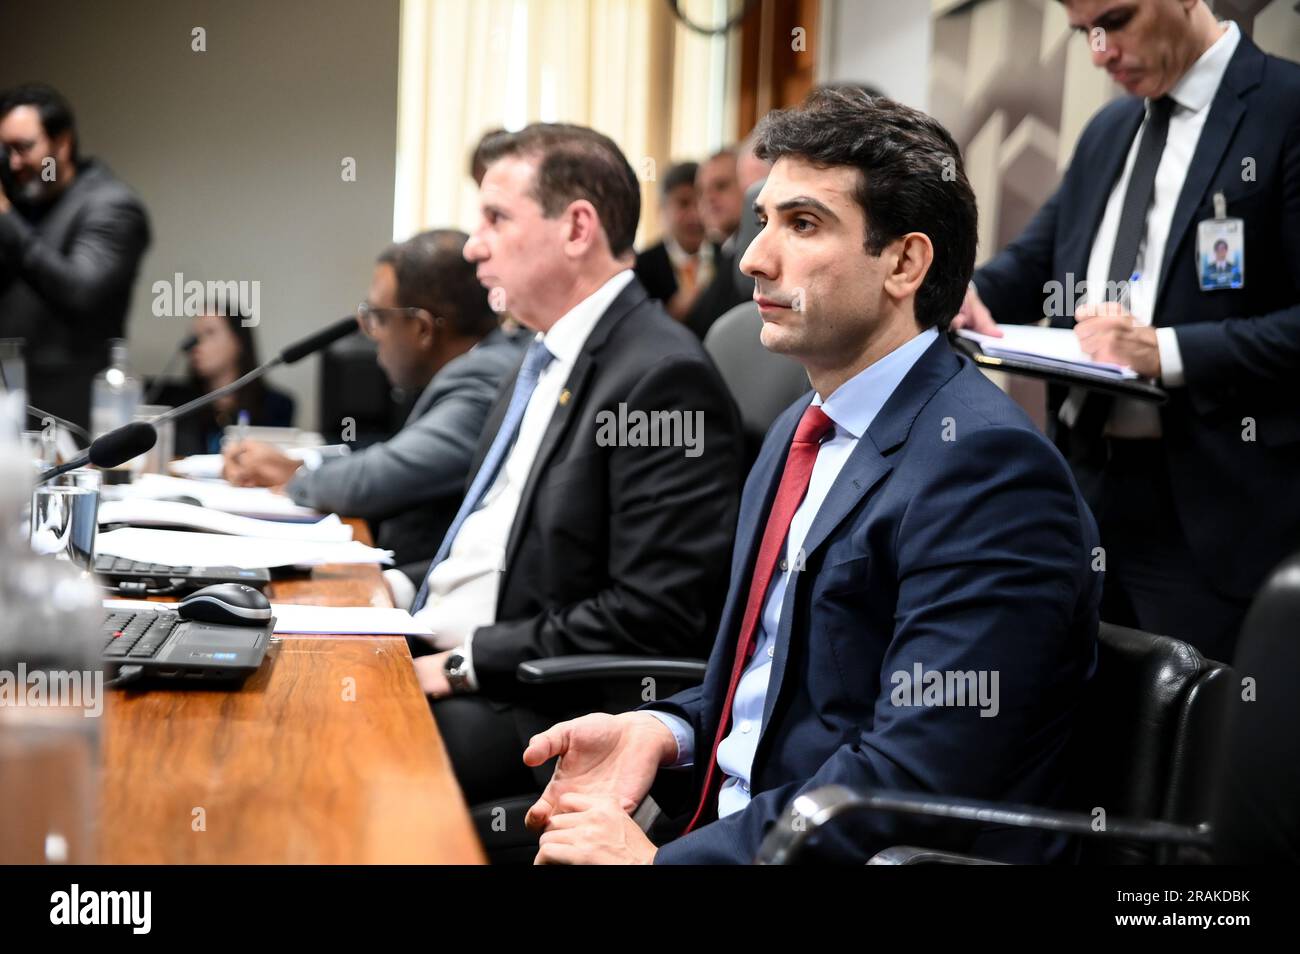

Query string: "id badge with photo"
[1196, 191, 1244, 291]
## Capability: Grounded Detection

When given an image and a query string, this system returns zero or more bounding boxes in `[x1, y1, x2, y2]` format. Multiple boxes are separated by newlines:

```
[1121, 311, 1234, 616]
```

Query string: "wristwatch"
[443, 652, 471, 694]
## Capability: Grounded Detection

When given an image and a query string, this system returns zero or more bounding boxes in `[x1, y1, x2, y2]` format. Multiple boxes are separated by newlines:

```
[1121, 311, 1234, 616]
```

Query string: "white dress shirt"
[650, 327, 939, 817]
[412, 269, 635, 687]
[1082, 20, 1239, 437]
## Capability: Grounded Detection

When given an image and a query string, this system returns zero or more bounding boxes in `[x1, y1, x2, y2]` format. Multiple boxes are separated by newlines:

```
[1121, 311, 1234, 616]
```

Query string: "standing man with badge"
[952, 0, 1300, 661]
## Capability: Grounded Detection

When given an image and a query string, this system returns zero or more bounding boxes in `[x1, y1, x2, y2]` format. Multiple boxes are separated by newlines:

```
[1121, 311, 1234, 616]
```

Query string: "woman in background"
[158, 308, 294, 456]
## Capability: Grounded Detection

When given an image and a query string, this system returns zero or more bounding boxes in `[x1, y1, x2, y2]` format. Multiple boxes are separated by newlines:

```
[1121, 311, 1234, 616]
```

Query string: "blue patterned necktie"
[410, 338, 555, 613]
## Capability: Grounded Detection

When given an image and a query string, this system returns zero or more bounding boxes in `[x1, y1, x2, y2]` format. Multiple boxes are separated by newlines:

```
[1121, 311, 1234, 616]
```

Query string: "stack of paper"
[957, 326, 1140, 380]
[98, 499, 354, 542]
[103, 473, 322, 521]
[96, 527, 393, 569]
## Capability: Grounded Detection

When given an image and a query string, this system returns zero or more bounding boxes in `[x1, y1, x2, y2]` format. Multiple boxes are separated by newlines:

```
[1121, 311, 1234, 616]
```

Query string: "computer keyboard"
[101, 609, 181, 659]
[96, 556, 198, 575]
[92, 554, 271, 592]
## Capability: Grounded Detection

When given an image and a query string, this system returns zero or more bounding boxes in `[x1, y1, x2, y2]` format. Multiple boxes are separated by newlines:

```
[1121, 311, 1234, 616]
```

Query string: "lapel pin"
[558, 389, 571, 406]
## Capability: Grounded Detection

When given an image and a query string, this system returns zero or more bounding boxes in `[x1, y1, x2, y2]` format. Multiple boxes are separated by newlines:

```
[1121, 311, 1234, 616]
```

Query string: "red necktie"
[683, 404, 835, 833]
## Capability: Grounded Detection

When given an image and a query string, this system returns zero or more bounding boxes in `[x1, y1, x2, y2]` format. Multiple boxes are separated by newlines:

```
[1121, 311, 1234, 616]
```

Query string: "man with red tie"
[522, 89, 1102, 865]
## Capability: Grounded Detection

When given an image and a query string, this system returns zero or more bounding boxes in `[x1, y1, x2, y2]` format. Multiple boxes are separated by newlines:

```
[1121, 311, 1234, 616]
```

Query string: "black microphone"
[153, 316, 358, 425]
[279, 316, 357, 364]
[36, 421, 157, 484]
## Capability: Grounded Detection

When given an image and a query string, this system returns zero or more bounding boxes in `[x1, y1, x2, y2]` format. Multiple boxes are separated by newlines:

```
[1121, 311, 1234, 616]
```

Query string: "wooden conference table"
[98, 518, 485, 864]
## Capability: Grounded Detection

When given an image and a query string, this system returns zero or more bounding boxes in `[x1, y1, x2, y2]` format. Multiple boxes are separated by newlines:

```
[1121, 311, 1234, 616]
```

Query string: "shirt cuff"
[296, 448, 324, 471]
[456, 633, 480, 692]
[1156, 327, 1185, 387]
[382, 568, 416, 610]
[645, 711, 694, 768]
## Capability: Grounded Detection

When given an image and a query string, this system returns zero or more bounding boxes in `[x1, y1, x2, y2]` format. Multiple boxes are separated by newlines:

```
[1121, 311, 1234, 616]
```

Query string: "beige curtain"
[394, 0, 735, 247]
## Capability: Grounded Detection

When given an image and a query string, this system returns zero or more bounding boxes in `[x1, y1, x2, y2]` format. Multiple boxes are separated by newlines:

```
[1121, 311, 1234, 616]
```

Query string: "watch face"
[445, 653, 464, 672]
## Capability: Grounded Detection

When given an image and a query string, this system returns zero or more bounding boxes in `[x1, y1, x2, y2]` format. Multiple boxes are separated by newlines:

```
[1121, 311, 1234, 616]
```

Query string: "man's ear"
[50, 131, 75, 168]
[882, 232, 934, 304]
[412, 310, 439, 350]
[563, 199, 604, 258]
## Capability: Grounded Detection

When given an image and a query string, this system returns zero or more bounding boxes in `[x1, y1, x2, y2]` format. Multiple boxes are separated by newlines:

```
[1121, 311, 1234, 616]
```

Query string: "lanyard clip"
[1213, 190, 1227, 220]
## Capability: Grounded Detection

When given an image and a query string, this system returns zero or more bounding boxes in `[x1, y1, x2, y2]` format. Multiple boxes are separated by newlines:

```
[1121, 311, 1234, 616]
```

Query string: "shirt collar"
[663, 236, 695, 268]
[1165, 20, 1240, 114]
[813, 327, 939, 439]
[538, 269, 634, 366]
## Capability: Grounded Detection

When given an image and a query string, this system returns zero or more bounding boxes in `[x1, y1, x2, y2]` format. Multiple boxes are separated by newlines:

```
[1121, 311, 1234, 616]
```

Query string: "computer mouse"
[178, 583, 273, 625]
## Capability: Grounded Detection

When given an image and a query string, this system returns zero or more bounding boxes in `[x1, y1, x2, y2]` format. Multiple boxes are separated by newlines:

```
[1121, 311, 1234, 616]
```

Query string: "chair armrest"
[516, 654, 707, 685]
[868, 846, 1005, 865]
[755, 784, 1213, 865]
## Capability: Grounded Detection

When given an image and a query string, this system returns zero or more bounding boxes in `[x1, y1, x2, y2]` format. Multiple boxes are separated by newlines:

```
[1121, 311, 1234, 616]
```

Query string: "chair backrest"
[1068, 622, 1234, 864]
[317, 337, 409, 445]
[703, 301, 809, 467]
[1212, 552, 1300, 863]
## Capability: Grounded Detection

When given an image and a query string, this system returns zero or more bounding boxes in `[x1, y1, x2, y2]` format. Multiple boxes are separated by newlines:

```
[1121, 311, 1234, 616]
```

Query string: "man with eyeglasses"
[0, 82, 150, 429]
[224, 229, 524, 588]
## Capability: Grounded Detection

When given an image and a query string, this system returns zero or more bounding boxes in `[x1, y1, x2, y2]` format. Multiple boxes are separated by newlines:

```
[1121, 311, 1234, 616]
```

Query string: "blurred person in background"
[634, 161, 707, 321]
[0, 82, 150, 428]
[156, 307, 294, 457]
[684, 148, 751, 339]
[223, 229, 522, 583]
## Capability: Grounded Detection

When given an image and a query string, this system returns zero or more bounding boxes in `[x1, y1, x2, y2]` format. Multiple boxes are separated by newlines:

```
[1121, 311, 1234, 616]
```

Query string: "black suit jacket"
[467, 276, 744, 702]
[633, 240, 677, 304]
[0, 159, 151, 427]
[685, 243, 750, 340]
[974, 33, 1300, 599]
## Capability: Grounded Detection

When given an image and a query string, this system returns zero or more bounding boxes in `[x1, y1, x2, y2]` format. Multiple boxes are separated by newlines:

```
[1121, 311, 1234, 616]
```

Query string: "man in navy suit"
[520, 89, 1102, 864]
[952, 1, 1300, 661]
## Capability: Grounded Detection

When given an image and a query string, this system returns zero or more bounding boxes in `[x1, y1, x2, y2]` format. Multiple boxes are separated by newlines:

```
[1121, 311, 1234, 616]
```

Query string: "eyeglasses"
[355, 302, 439, 338]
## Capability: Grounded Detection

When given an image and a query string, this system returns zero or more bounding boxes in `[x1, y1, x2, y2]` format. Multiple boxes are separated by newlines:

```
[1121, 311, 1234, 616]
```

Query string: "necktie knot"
[793, 404, 834, 446]
[521, 339, 555, 381]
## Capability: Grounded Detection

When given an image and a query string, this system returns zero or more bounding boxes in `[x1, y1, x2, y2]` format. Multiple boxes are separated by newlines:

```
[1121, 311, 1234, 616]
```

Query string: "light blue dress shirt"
[650, 327, 938, 817]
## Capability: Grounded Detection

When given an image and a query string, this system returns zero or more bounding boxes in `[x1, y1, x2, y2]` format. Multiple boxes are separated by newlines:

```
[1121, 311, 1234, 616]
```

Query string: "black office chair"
[703, 301, 809, 469]
[470, 654, 707, 865]
[317, 336, 410, 447]
[1213, 552, 1300, 863]
[756, 622, 1237, 864]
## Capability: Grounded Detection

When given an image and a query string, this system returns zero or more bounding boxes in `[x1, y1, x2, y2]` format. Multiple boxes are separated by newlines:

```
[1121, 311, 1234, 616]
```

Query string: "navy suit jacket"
[973, 33, 1300, 599]
[645, 335, 1101, 864]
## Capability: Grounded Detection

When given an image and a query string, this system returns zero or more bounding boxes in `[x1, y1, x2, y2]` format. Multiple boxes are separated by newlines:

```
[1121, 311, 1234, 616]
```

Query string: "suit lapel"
[1155, 38, 1263, 315]
[498, 279, 648, 580]
[758, 436, 894, 735]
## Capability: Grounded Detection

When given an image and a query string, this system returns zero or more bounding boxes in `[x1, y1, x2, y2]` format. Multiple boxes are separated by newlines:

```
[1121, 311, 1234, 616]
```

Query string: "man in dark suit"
[0, 83, 150, 428]
[683, 149, 751, 339]
[952, 1, 1300, 661]
[222, 229, 524, 583]
[633, 161, 705, 321]
[406, 123, 743, 808]
[522, 90, 1101, 865]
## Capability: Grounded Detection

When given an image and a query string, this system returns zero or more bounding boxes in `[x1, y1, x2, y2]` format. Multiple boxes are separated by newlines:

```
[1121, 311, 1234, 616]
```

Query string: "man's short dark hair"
[469, 127, 507, 185]
[476, 123, 641, 257]
[754, 88, 977, 331]
[377, 229, 497, 339]
[661, 161, 699, 199]
[0, 82, 79, 162]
